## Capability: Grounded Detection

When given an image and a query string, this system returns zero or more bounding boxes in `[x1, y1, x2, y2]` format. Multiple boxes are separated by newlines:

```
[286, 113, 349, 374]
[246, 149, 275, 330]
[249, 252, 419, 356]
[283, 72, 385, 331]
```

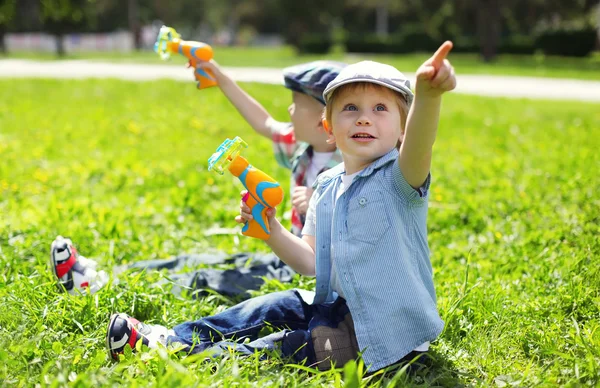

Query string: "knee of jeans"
[252, 289, 305, 306]
[293, 288, 315, 304]
[281, 330, 314, 364]
[235, 289, 296, 316]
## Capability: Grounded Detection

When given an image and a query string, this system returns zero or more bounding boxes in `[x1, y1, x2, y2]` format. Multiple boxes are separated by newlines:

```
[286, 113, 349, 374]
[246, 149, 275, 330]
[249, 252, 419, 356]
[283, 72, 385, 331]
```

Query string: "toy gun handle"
[230, 156, 284, 240]
[189, 58, 218, 90]
[241, 191, 273, 240]
[168, 39, 218, 89]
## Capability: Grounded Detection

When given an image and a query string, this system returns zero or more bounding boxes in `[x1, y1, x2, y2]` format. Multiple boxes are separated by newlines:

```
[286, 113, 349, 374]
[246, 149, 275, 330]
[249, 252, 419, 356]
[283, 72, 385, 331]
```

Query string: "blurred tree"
[501, 0, 598, 34]
[7, 0, 595, 57]
[128, 0, 141, 49]
[0, 0, 17, 53]
[345, 0, 408, 37]
[153, 0, 184, 26]
[597, 3, 600, 47]
[477, 0, 501, 62]
[189, 0, 270, 44]
[40, 0, 98, 56]
[279, 0, 343, 46]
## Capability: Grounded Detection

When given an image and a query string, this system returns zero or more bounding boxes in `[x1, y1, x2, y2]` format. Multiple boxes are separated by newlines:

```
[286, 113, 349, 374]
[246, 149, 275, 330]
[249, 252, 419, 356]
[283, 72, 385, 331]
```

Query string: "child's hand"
[415, 41, 456, 98]
[291, 186, 313, 216]
[235, 190, 277, 224]
[191, 59, 225, 82]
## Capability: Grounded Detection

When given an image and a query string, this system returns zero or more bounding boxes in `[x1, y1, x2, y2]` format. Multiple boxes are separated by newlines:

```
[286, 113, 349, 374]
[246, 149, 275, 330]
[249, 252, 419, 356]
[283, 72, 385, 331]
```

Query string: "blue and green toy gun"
[208, 137, 284, 240]
[154, 25, 217, 89]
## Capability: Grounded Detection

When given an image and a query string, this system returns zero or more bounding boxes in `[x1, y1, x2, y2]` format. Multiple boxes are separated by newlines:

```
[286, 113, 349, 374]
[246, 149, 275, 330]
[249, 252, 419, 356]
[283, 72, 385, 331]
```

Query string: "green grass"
[0, 78, 599, 387]
[4, 46, 600, 80]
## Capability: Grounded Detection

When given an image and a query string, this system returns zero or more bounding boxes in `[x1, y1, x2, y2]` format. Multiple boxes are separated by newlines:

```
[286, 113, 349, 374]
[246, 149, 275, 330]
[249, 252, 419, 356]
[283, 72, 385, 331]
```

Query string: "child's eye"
[343, 104, 358, 111]
[375, 104, 386, 112]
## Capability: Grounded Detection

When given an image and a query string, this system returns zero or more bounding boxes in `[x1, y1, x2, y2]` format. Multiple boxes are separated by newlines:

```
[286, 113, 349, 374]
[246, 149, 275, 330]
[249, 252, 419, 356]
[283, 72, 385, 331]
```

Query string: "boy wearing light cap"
[107, 43, 457, 373]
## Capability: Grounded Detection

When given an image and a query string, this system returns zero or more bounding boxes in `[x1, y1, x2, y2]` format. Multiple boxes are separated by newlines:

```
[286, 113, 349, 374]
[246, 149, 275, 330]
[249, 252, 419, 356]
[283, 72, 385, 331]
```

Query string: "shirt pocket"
[347, 190, 391, 244]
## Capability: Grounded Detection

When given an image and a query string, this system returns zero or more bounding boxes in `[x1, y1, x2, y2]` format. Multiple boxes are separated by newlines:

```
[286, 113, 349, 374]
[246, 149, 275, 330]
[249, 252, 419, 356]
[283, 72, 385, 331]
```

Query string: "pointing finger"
[430, 41, 453, 69]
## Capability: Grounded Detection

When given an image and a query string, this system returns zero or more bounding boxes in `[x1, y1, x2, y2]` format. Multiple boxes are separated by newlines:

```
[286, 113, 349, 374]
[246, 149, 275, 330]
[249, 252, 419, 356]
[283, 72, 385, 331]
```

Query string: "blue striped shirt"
[302, 148, 444, 371]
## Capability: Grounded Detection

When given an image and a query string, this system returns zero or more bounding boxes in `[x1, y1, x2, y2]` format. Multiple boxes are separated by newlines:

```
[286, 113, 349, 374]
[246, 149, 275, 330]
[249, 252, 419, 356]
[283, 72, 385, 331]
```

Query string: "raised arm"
[196, 60, 273, 138]
[399, 41, 456, 189]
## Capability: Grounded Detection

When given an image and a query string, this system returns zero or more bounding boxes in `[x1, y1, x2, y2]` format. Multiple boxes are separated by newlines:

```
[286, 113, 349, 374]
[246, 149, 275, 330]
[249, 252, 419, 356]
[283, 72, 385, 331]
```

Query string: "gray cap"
[323, 60, 414, 106]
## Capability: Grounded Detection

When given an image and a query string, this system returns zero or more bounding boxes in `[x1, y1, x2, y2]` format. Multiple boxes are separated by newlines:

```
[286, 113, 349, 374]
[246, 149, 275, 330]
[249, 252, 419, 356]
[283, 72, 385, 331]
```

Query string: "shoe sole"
[49, 241, 75, 293]
[49, 240, 60, 282]
[106, 313, 121, 360]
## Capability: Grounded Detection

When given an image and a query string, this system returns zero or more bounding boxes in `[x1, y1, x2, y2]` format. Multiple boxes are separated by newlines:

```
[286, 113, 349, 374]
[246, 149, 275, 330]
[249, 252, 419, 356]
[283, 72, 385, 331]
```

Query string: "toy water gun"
[208, 137, 284, 240]
[154, 25, 217, 89]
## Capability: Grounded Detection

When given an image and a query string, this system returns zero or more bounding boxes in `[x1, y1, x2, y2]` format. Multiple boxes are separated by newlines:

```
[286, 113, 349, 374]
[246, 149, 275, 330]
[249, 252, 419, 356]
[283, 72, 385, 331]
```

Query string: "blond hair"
[324, 82, 409, 147]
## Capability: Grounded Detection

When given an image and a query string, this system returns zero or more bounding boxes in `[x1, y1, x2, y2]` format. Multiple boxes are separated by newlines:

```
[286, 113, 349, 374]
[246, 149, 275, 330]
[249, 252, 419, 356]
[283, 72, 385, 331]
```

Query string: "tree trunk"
[477, 0, 500, 62]
[128, 0, 142, 50]
[0, 27, 6, 54]
[55, 33, 65, 56]
[227, 12, 239, 46]
[376, 0, 389, 38]
[597, 5, 600, 50]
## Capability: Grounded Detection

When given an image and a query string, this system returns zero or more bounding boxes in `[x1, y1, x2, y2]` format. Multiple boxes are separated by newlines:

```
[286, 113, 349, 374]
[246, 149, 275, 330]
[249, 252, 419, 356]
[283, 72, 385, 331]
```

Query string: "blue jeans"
[167, 289, 429, 371]
[167, 289, 350, 365]
[126, 252, 294, 299]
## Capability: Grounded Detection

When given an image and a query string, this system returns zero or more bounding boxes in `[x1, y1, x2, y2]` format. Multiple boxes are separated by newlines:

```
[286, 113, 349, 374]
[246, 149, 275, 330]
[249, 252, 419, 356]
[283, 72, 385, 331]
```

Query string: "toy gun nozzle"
[154, 25, 181, 60]
[208, 137, 248, 175]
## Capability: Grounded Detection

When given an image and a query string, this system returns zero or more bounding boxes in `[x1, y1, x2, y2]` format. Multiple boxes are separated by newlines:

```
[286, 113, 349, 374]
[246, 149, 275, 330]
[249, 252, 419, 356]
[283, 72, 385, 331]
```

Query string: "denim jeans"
[126, 252, 294, 299]
[167, 289, 353, 366]
[166, 289, 428, 371]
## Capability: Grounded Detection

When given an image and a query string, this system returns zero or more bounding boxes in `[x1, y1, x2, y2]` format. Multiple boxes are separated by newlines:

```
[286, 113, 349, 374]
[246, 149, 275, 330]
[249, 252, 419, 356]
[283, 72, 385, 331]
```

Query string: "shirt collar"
[356, 148, 398, 178]
[318, 148, 398, 186]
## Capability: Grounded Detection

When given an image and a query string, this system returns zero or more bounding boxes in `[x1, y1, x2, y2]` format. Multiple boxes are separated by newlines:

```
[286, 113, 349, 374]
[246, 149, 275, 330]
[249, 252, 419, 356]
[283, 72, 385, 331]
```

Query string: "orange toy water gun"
[154, 25, 217, 89]
[208, 137, 284, 240]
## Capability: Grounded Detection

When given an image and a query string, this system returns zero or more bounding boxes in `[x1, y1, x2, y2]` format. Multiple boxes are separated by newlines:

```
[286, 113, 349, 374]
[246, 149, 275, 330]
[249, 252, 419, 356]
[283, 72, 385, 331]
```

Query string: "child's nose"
[356, 116, 372, 126]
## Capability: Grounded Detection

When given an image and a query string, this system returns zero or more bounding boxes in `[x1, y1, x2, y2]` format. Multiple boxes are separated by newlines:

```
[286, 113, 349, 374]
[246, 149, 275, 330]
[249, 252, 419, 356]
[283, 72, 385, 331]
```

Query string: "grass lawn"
[4, 46, 600, 80]
[0, 78, 598, 386]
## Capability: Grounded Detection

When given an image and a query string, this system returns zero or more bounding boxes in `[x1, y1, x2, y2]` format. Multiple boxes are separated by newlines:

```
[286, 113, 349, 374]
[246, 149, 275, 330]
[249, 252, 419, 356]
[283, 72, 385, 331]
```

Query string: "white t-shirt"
[306, 151, 335, 188]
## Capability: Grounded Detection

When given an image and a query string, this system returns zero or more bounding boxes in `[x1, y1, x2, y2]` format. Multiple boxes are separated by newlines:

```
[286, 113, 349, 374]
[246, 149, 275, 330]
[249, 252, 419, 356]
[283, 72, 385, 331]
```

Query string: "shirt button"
[338, 232, 342, 241]
[358, 197, 367, 206]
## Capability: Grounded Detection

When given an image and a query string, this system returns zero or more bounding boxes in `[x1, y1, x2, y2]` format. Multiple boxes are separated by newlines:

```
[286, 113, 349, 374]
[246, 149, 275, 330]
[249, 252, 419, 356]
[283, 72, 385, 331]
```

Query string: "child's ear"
[322, 119, 336, 145]
[396, 131, 405, 149]
[322, 119, 331, 133]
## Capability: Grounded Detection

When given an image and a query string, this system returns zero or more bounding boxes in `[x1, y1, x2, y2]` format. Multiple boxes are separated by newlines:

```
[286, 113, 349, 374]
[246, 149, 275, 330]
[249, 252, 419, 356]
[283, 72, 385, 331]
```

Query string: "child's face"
[288, 92, 329, 146]
[329, 85, 403, 170]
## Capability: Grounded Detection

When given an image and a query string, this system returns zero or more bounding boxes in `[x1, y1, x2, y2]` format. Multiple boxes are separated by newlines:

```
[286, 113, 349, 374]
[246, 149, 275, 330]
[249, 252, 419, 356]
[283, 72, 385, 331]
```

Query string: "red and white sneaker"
[106, 313, 174, 360]
[50, 235, 108, 295]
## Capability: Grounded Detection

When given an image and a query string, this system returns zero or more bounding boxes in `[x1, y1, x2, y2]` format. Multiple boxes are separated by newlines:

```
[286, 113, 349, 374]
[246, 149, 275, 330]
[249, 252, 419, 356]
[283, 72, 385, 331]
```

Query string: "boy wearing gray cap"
[50, 61, 346, 298]
[196, 59, 346, 236]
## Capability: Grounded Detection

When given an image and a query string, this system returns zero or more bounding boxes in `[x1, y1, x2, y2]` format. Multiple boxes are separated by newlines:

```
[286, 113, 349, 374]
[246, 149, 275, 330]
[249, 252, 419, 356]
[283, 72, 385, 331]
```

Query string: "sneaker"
[50, 235, 108, 295]
[106, 313, 174, 360]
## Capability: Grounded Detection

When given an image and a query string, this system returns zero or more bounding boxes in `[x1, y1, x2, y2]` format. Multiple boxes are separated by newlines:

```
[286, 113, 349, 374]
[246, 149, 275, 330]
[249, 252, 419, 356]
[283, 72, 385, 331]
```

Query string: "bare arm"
[399, 41, 456, 189]
[265, 219, 316, 276]
[197, 60, 273, 138]
[236, 199, 316, 276]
